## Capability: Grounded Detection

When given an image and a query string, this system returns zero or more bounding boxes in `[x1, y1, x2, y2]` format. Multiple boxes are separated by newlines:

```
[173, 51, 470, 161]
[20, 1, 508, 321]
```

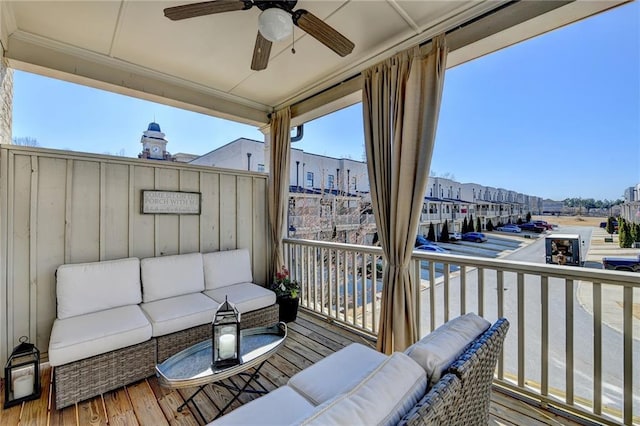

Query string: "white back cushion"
[405, 312, 490, 386]
[301, 352, 427, 426]
[202, 249, 253, 290]
[56, 257, 141, 319]
[141, 253, 204, 302]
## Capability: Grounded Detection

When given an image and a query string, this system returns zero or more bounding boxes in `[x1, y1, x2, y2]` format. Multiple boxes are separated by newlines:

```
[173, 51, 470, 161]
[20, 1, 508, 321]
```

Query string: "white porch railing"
[282, 238, 639, 426]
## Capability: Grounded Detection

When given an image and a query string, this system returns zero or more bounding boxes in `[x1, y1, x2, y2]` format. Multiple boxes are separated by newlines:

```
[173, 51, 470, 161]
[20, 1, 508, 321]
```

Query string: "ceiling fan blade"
[251, 31, 272, 71]
[293, 10, 354, 57]
[164, 1, 251, 21]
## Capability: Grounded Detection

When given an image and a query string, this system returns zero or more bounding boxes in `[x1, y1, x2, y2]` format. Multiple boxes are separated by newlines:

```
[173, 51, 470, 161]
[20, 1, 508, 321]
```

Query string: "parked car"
[519, 223, 545, 233]
[532, 220, 554, 230]
[415, 235, 431, 247]
[461, 232, 487, 243]
[448, 232, 462, 241]
[602, 254, 640, 272]
[496, 224, 521, 233]
[416, 244, 449, 253]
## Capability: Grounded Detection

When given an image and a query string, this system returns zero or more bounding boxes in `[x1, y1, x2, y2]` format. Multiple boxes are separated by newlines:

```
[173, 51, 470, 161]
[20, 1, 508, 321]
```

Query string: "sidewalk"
[577, 227, 640, 338]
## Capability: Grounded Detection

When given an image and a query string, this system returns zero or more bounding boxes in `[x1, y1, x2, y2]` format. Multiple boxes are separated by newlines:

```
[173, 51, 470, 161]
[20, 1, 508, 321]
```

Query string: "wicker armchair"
[398, 318, 510, 425]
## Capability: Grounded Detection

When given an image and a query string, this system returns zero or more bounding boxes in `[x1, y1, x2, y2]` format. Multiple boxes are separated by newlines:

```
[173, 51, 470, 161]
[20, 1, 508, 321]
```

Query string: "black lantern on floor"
[211, 296, 241, 369]
[4, 336, 41, 408]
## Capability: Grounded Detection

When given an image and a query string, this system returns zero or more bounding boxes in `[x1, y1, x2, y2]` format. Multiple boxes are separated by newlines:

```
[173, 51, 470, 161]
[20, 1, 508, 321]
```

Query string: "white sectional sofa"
[48, 249, 278, 409]
[209, 314, 510, 426]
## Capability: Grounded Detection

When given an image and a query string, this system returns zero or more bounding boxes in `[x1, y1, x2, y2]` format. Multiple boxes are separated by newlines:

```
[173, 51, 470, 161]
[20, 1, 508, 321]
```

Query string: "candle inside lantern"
[13, 373, 34, 400]
[218, 334, 236, 360]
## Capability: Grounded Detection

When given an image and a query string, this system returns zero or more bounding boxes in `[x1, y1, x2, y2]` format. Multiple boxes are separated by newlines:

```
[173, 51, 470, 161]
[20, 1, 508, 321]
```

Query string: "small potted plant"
[271, 266, 300, 323]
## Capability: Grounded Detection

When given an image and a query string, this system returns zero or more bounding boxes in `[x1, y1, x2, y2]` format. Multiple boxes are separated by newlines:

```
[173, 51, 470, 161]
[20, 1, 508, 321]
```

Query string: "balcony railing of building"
[282, 238, 638, 426]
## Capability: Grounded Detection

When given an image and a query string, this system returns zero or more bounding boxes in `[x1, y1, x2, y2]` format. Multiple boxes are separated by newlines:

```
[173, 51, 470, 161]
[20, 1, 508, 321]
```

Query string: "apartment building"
[188, 138, 542, 242]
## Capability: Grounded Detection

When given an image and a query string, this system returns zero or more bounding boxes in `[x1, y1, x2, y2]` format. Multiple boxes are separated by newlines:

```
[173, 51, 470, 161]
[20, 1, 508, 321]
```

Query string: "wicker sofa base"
[156, 303, 279, 363]
[54, 338, 157, 409]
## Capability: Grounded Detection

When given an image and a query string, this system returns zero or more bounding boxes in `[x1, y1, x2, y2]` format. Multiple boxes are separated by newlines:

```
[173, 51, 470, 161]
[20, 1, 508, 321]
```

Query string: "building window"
[257, 164, 265, 172]
[328, 174, 334, 189]
[306, 172, 314, 187]
[352, 177, 357, 191]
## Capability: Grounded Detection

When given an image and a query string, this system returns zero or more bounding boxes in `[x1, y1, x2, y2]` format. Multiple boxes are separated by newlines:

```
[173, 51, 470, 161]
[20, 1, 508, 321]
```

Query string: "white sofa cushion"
[288, 342, 387, 406]
[48, 305, 152, 366]
[204, 283, 275, 314]
[405, 312, 490, 386]
[202, 249, 253, 290]
[140, 292, 219, 337]
[208, 386, 316, 425]
[56, 257, 141, 319]
[141, 253, 204, 303]
[301, 352, 427, 426]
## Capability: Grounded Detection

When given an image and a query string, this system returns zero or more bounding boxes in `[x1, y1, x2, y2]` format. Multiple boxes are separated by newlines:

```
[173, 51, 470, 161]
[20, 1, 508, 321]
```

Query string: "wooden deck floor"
[1, 311, 584, 426]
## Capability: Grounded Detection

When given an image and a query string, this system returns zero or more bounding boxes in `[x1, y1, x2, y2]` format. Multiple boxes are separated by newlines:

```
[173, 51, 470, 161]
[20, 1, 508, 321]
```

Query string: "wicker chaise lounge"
[208, 315, 509, 425]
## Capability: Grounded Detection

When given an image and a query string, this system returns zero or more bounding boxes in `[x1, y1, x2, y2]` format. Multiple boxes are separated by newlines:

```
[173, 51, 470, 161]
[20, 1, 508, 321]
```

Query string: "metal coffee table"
[156, 322, 287, 421]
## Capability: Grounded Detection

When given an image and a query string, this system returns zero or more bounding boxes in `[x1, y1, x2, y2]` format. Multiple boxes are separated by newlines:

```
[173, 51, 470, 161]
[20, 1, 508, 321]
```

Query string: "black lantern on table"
[4, 336, 41, 408]
[211, 296, 241, 369]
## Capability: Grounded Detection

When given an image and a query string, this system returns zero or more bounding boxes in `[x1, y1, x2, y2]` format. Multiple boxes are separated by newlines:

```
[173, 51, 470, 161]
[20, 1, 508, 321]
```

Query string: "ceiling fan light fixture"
[258, 8, 292, 42]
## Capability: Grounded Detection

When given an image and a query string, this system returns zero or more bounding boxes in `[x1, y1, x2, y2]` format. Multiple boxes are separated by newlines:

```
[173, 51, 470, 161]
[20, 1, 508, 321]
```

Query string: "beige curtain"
[363, 36, 448, 354]
[268, 107, 292, 276]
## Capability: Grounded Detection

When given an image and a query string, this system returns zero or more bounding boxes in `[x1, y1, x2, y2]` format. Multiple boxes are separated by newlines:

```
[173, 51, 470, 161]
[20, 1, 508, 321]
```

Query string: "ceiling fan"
[164, 0, 355, 71]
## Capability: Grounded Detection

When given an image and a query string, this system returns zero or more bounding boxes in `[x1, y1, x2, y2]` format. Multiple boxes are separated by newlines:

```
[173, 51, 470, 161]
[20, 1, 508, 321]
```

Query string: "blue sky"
[12, 2, 639, 201]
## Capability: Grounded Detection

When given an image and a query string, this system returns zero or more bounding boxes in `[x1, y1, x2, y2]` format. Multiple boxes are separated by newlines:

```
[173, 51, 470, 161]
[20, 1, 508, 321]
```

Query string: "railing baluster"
[565, 278, 574, 406]
[497, 270, 504, 381]
[414, 259, 422, 337]
[460, 265, 466, 315]
[593, 282, 602, 415]
[320, 247, 326, 315]
[541, 275, 548, 399]
[443, 262, 450, 323]
[429, 260, 436, 331]
[623, 285, 632, 425]
[351, 250, 357, 328]
[518, 272, 525, 388]
[478, 267, 484, 317]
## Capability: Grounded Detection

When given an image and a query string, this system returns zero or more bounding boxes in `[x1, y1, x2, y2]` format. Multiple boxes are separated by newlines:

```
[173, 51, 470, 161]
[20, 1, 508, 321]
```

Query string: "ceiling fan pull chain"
[291, 28, 296, 54]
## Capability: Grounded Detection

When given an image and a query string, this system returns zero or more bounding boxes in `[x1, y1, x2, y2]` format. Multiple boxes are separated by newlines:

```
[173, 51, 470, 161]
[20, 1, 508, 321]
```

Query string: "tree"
[630, 222, 640, 243]
[12, 136, 39, 146]
[427, 223, 436, 242]
[476, 217, 482, 232]
[440, 220, 450, 242]
[468, 215, 474, 232]
[517, 217, 524, 225]
[486, 219, 494, 231]
[605, 216, 616, 237]
[462, 217, 469, 234]
[525, 212, 532, 223]
[620, 220, 633, 248]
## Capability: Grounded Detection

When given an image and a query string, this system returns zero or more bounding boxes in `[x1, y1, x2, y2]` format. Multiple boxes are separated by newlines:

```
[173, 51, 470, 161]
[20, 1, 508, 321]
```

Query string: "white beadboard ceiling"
[0, 0, 629, 126]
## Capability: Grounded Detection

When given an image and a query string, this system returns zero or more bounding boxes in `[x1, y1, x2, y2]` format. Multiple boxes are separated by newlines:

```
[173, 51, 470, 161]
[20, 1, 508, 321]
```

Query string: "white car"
[497, 224, 521, 233]
[449, 232, 462, 241]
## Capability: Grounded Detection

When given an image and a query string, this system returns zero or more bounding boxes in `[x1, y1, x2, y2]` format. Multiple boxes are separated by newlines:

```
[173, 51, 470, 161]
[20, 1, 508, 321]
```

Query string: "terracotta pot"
[277, 296, 299, 323]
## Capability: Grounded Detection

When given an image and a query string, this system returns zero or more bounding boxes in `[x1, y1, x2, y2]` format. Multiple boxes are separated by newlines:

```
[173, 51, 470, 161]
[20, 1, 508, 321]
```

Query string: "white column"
[0, 54, 13, 145]
[259, 123, 271, 174]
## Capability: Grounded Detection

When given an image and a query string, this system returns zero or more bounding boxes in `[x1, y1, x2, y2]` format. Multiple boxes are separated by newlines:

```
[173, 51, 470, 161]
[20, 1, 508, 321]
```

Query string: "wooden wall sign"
[141, 190, 201, 215]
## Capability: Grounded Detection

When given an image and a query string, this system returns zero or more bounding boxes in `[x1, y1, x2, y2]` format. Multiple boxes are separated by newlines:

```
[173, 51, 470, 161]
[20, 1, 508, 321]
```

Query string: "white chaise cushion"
[288, 342, 387, 406]
[202, 249, 253, 290]
[301, 352, 427, 426]
[204, 283, 275, 314]
[141, 253, 204, 303]
[405, 312, 491, 386]
[140, 292, 219, 337]
[208, 386, 316, 425]
[48, 305, 152, 366]
[56, 257, 141, 319]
